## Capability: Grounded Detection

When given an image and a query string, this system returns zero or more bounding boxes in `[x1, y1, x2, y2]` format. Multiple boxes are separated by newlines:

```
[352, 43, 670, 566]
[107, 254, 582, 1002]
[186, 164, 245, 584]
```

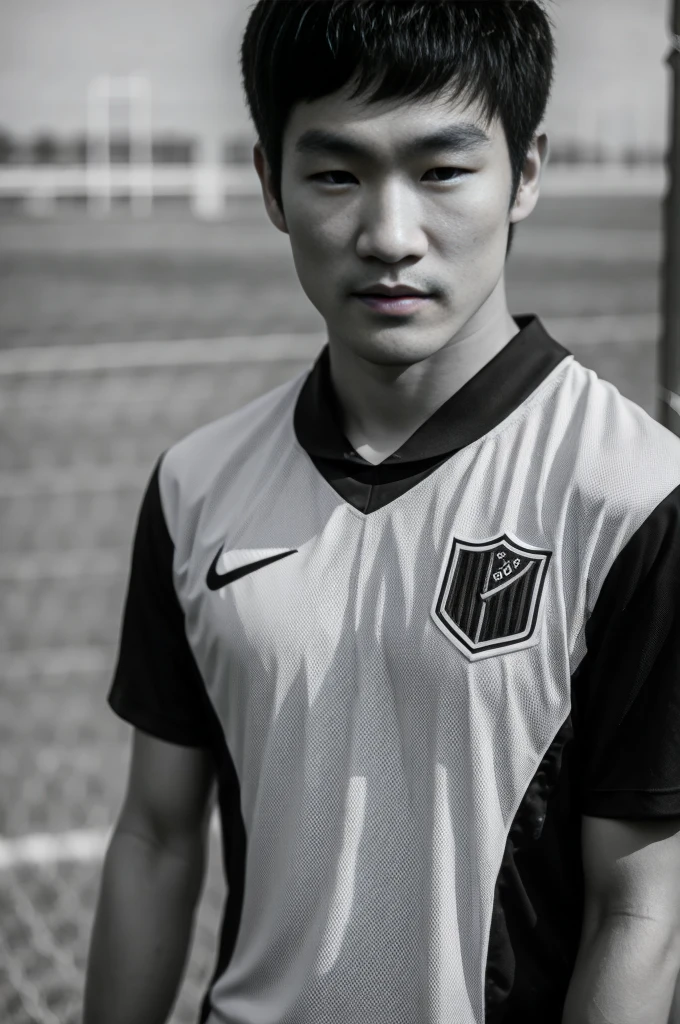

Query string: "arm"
[83, 728, 216, 1024]
[562, 815, 680, 1024]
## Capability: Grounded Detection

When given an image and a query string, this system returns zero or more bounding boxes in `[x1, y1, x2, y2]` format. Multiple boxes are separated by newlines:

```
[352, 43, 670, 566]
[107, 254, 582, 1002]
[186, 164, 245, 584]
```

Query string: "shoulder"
[157, 368, 309, 538]
[555, 358, 680, 518]
[549, 359, 680, 608]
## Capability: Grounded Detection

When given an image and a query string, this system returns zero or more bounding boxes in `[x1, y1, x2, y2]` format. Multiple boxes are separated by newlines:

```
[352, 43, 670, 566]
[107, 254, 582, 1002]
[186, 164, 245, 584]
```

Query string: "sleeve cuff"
[107, 690, 211, 749]
[582, 787, 680, 820]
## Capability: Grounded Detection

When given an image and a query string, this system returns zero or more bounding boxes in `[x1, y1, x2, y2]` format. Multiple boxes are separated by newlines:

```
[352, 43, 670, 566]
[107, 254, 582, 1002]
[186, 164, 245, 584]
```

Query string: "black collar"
[293, 315, 571, 465]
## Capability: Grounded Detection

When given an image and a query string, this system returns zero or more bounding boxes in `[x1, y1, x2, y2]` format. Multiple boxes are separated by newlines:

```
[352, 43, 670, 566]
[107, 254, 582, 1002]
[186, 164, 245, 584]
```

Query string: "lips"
[353, 285, 430, 298]
[358, 292, 430, 298]
[354, 293, 432, 315]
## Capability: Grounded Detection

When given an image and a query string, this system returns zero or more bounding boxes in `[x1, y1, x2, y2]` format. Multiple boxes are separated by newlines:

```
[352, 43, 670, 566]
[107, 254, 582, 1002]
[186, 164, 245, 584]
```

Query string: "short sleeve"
[574, 483, 680, 819]
[107, 455, 213, 748]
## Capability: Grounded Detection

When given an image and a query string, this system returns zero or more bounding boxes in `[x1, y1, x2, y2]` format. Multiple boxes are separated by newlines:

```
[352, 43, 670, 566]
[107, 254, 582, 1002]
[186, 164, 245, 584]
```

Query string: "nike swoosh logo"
[206, 546, 298, 591]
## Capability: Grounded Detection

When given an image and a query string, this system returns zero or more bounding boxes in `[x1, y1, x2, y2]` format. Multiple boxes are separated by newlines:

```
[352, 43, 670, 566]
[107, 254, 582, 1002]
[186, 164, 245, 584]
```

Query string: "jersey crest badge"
[431, 531, 552, 661]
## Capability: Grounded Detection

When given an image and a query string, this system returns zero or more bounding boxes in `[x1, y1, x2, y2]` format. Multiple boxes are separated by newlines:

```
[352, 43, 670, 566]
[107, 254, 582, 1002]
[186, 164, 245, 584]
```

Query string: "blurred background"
[0, 0, 675, 1022]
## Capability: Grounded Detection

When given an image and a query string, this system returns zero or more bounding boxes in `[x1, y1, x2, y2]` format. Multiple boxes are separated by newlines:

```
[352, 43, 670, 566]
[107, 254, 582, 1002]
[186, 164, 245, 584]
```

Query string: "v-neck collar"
[293, 315, 571, 466]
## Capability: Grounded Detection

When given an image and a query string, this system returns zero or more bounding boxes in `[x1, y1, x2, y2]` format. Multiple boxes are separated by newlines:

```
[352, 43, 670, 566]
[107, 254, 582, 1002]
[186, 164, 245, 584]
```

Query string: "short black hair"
[240, 0, 556, 257]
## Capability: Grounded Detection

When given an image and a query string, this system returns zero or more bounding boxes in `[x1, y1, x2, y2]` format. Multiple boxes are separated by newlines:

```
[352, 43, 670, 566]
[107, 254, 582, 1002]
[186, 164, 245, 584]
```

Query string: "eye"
[309, 171, 356, 185]
[422, 168, 470, 183]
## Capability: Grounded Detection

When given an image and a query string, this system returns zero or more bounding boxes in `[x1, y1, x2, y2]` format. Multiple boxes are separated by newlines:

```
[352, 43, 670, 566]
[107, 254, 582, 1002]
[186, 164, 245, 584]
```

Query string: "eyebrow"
[294, 122, 492, 161]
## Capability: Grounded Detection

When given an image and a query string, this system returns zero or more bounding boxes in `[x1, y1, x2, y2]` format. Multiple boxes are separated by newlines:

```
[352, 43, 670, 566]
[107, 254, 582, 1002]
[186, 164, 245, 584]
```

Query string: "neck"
[327, 281, 520, 462]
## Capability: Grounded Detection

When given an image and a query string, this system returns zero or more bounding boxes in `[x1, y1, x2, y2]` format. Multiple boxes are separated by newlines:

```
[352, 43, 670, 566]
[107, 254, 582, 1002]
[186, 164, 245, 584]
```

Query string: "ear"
[509, 132, 549, 226]
[253, 142, 288, 234]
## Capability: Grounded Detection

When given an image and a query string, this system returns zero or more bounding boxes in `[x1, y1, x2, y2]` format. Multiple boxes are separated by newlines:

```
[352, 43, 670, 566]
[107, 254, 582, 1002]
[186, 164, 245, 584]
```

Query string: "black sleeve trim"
[107, 455, 213, 749]
[106, 693, 210, 748]
[581, 789, 680, 820]
[573, 482, 680, 817]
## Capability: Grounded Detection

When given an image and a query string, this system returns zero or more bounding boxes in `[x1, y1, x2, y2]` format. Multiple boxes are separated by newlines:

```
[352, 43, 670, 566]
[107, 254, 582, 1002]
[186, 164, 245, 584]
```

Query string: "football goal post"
[86, 75, 153, 217]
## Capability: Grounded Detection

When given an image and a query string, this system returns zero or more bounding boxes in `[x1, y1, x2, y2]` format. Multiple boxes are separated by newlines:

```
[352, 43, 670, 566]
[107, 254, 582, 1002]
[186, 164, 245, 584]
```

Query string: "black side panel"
[198, 724, 247, 1023]
[484, 715, 584, 1023]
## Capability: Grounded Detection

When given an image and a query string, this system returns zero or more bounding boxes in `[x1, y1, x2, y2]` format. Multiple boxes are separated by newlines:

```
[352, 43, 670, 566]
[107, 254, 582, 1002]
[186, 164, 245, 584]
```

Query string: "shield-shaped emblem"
[431, 531, 552, 661]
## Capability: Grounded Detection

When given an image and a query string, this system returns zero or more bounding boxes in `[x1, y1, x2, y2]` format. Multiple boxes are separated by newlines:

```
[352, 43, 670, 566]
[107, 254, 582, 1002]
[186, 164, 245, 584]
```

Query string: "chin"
[347, 332, 451, 367]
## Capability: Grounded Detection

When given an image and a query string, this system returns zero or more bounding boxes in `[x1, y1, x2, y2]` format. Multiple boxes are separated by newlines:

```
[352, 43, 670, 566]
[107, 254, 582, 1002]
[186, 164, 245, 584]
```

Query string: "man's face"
[256, 82, 541, 366]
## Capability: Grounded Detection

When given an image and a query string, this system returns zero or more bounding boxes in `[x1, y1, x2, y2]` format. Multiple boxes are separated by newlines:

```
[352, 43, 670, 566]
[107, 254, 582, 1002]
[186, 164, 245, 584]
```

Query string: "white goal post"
[86, 74, 153, 217]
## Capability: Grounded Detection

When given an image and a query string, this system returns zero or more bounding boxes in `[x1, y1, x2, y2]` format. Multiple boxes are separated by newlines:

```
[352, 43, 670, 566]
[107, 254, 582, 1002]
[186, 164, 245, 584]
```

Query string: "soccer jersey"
[108, 314, 680, 1024]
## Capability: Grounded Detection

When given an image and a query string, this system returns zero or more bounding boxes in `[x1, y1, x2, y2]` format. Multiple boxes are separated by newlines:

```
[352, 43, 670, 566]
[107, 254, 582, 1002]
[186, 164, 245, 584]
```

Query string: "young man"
[84, 2, 680, 1022]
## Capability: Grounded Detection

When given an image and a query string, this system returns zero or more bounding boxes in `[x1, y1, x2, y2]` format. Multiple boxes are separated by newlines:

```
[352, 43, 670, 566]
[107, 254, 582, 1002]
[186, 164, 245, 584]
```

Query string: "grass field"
[0, 190, 667, 1023]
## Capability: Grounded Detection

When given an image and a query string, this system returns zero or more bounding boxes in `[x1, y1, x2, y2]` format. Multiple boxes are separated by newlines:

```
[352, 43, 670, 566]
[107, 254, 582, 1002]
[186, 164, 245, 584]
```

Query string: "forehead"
[284, 81, 502, 161]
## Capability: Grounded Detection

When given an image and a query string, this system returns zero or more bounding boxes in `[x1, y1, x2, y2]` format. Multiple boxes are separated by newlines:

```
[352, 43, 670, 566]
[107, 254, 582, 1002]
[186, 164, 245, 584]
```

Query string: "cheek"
[444, 181, 510, 247]
[435, 187, 511, 280]
[284, 206, 348, 307]
[287, 195, 351, 254]
[285, 207, 355, 307]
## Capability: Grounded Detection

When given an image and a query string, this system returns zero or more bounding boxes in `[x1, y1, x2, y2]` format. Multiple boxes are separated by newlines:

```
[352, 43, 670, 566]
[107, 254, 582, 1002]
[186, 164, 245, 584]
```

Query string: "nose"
[355, 181, 428, 264]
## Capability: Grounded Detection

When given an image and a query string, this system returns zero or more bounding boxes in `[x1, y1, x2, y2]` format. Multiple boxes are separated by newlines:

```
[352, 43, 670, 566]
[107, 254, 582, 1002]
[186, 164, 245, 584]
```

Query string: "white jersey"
[109, 315, 680, 1023]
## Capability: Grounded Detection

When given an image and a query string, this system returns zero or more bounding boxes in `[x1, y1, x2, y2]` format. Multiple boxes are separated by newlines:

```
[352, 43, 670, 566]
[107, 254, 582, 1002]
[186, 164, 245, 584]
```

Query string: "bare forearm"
[562, 915, 680, 1024]
[83, 828, 206, 1024]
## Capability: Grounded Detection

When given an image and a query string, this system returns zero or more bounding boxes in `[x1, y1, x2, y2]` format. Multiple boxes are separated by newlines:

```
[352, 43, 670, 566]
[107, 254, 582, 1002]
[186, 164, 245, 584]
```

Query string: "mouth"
[352, 293, 433, 315]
